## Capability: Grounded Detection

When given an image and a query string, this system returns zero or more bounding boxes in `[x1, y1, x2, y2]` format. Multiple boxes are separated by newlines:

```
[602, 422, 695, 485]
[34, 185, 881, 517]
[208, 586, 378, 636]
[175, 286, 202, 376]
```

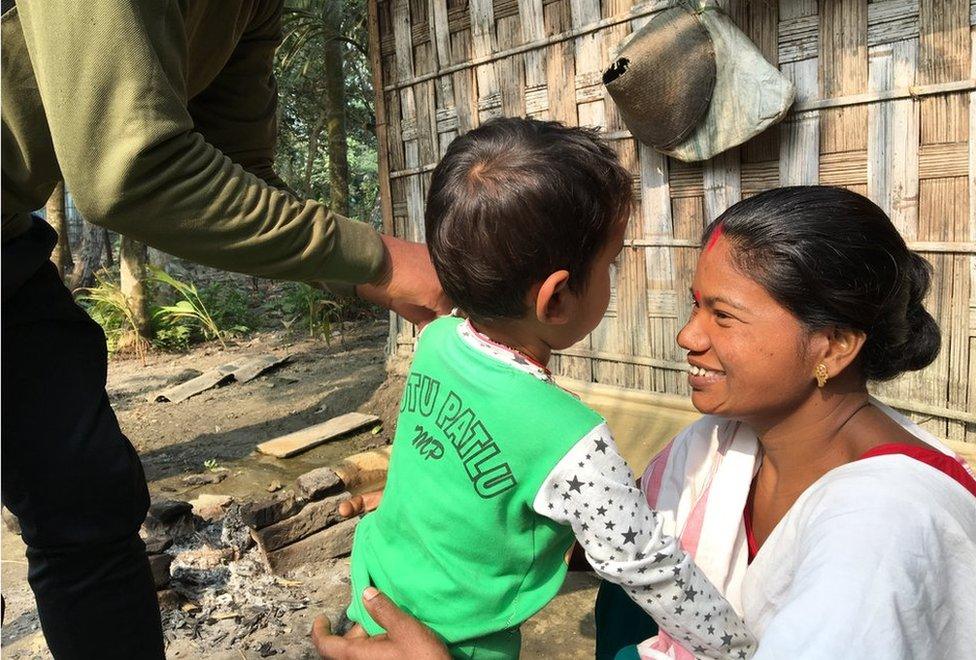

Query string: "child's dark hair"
[425, 117, 632, 322]
[703, 186, 940, 381]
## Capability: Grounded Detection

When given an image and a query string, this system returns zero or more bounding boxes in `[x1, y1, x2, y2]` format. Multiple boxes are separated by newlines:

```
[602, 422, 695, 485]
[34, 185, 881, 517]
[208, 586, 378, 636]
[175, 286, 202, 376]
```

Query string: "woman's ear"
[821, 326, 867, 378]
[533, 270, 572, 325]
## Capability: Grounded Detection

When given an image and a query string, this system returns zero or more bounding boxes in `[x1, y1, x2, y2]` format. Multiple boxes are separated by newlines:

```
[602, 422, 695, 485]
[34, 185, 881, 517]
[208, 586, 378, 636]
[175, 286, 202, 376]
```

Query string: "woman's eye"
[714, 310, 734, 322]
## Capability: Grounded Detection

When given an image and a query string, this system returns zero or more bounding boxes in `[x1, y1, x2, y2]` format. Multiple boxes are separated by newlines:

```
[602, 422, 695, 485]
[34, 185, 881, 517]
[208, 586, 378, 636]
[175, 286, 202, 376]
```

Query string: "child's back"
[349, 315, 601, 645]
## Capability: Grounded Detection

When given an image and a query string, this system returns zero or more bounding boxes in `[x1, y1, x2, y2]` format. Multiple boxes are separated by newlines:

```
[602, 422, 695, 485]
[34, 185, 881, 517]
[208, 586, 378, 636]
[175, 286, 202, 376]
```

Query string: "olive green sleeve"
[15, 0, 385, 284]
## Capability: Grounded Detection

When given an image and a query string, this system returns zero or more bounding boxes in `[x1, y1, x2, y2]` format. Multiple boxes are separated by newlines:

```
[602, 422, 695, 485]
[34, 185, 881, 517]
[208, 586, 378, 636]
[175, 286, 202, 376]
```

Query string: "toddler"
[347, 118, 755, 659]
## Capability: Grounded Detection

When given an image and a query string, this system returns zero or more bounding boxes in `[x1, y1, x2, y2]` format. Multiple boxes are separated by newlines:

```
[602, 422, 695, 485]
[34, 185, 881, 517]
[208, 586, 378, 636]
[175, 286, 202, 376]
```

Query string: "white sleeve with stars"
[532, 423, 757, 660]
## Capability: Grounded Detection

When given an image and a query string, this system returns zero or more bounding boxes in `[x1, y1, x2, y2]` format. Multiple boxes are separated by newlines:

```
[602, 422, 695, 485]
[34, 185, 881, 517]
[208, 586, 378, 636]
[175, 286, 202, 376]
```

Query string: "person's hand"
[311, 587, 449, 659]
[338, 490, 383, 519]
[356, 235, 452, 327]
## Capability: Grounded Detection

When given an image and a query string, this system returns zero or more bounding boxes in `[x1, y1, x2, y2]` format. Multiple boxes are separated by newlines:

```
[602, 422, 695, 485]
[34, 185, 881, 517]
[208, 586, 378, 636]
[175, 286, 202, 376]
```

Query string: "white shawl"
[636, 400, 976, 659]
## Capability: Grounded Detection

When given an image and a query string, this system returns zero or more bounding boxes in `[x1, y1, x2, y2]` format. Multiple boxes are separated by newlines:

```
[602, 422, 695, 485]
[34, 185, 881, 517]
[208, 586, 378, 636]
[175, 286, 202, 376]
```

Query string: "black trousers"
[1, 220, 165, 659]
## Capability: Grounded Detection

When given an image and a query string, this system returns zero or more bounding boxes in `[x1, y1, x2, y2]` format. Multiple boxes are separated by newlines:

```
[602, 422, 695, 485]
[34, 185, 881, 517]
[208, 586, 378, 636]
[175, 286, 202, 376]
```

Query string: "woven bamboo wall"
[367, 0, 976, 442]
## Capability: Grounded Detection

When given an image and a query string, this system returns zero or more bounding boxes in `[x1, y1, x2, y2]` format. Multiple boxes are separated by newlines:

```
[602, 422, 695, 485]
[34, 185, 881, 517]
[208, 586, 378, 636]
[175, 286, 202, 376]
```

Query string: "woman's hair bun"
[864, 252, 940, 381]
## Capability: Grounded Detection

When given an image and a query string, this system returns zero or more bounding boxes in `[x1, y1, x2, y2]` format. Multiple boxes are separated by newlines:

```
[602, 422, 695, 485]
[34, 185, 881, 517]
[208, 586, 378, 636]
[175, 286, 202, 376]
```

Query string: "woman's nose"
[677, 314, 708, 353]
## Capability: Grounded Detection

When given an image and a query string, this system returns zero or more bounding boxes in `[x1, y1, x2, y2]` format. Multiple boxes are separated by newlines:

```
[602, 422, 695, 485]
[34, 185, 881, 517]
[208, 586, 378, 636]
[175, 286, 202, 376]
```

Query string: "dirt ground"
[1, 321, 601, 659]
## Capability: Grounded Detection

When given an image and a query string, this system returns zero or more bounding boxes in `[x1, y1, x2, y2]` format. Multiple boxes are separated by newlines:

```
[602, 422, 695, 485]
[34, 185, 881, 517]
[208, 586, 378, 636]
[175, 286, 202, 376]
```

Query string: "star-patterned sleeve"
[532, 424, 756, 659]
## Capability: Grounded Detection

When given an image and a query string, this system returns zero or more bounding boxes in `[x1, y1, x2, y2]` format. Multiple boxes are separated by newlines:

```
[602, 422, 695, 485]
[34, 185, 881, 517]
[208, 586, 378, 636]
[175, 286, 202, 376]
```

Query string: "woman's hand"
[311, 588, 449, 660]
[338, 489, 383, 519]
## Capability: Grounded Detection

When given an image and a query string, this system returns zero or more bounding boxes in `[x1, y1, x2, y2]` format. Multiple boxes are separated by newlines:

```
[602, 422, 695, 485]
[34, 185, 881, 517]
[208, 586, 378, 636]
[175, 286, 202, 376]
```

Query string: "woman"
[314, 187, 976, 659]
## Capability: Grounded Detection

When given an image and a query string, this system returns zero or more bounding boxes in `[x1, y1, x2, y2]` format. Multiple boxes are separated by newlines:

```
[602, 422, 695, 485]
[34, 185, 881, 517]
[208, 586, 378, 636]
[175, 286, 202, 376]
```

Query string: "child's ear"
[533, 270, 572, 325]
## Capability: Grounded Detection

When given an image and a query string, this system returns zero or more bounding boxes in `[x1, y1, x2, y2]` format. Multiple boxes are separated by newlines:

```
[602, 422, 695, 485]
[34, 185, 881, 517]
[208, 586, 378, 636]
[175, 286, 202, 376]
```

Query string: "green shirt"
[1, 0, 383, 284]
[348, 315, 603, 643]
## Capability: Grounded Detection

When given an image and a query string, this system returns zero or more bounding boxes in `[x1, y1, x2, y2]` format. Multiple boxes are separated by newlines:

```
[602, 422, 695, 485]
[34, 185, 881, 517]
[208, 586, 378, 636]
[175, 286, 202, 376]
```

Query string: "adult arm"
[15, 0, 448, 316]
[533, 424, 756, 659]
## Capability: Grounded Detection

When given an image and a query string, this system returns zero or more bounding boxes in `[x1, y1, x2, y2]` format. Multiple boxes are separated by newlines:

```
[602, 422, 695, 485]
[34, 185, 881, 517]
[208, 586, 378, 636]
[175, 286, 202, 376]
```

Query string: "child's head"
[425, 117, 632, 348]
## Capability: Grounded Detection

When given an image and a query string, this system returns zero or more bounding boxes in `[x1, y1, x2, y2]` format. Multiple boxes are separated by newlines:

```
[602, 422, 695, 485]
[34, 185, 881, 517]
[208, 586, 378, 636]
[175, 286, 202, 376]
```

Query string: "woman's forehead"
[694, 238, 774, 308]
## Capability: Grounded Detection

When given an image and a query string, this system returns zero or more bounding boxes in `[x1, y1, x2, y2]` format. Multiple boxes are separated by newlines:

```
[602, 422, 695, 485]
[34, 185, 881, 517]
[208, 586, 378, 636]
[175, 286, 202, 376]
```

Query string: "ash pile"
[143, 450, 388, 656]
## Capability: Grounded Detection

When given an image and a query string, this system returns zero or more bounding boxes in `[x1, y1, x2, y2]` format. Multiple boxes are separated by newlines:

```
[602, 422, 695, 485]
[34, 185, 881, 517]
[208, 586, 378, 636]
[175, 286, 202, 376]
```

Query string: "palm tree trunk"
[120, 236, 152, 338]
[323, 2, 350, 217]
[304, 115, 325, 196]
[68, 221, 106, 291]
[103, 228, 114, 266]
[46, 181, 74, 280]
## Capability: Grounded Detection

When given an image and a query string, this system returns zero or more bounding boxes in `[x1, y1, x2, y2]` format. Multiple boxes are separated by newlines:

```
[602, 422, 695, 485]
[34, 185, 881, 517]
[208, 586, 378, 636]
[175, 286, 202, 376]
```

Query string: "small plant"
[203, 458, 221, 472]
[279, 283, 342, 341]
[150, 268, 227, 349]
[76, 271, 151, 362]
[198, 282, 256, 338]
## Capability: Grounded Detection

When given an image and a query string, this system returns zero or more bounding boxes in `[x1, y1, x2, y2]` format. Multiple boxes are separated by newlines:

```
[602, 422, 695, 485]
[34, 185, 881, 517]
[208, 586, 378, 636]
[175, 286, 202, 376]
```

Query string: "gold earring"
[815, 363, 829, 388]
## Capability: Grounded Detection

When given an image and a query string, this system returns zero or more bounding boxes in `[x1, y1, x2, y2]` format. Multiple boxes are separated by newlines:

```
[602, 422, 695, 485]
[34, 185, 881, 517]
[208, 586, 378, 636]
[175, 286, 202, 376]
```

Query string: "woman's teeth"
[689, 365, 723, 378]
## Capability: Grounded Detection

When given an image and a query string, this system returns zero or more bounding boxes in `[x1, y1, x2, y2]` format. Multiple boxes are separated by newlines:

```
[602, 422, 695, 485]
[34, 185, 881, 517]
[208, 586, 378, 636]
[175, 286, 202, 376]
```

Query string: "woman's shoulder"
[794, 454, 976, 536]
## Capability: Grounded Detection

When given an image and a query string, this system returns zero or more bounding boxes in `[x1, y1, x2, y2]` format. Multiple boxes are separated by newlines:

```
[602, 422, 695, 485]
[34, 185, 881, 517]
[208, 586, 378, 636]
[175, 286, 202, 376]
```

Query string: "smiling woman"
[621, 186, 976, 659]
[679, 186, 941, 423]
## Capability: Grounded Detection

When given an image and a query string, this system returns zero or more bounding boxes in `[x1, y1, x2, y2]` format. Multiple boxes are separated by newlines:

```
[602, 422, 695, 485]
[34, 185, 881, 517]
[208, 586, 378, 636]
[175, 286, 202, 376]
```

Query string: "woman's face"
[676, 236, 821, 423]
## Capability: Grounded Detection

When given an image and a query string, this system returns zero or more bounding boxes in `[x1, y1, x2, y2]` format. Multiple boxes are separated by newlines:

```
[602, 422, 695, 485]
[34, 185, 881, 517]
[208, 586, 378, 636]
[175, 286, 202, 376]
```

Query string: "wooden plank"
[411, 0, 438, 175]
[495, 16, 526, 117]
[918, 0, 970, 144]
[970, 29, 976, 445]
[556, 347, 686, 372]
[390, 0, 425, 255]
[450, 25, 478, 136]
[778, 14, 818, 64]
[779, 55, 820, 184]
[948, 250, 971, 440]
[522, 0, 549, 117]
[469, 0, 501, 122]
[867, 0, 919, 47]
[703, 148, 742, 221]
[256, 413, 381, 458]
[369, 0, 396, 234]
[819, 0, 869, 153]
[868, 39, 920, 237]
[819, 150, 869, 187]
[621, 238, 976, 253]
[150, 355, 289, 403]
[428, 0, 458, 155]
[741, 0, 780, 163]
[382, 0, 669, 93]
[639, 144, 673, 393]
[231, 354, 291, 384]
[669, 160, 704, 198]
[251, 493, 349, 553]
[331, 446, 393, 492]
[740, 160, 779, 197]
[493, 0, 519, 20]
[918, 142, 970, 179]
[264, 517, 359, 574]
[543, 0, 586, 385]
[570, 0, 606, 129]
[545, 0, 577, 125]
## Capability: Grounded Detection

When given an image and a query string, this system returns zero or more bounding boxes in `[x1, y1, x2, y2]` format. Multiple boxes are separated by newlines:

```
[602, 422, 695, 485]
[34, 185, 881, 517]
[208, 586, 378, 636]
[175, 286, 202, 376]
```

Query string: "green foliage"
[76, 271, 151, 359]
[198, 282, 256, 337]
[278, 282, 341, 341]
[152, 321, 194, 353]
[150, 268, 227, 349]
[275, 0, 379, 225]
